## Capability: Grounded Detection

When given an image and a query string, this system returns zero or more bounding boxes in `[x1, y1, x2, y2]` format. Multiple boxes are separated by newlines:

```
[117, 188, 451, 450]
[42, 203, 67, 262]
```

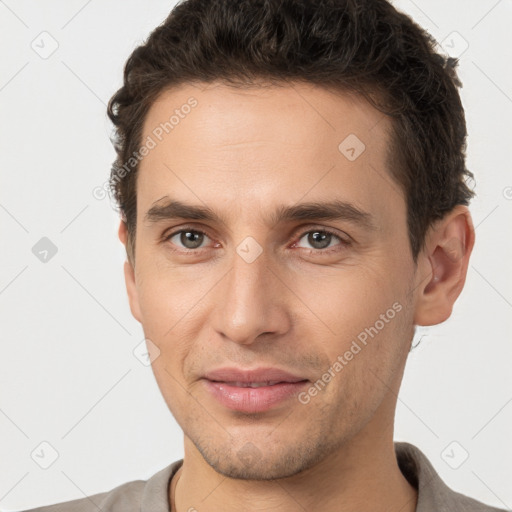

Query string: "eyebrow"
[144, 197, 377, 231]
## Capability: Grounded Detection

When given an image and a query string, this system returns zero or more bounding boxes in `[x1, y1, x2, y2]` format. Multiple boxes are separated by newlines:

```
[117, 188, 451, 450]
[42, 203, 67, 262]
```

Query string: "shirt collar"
[141, 459, 182, 511]
[395, 441, 504, 511]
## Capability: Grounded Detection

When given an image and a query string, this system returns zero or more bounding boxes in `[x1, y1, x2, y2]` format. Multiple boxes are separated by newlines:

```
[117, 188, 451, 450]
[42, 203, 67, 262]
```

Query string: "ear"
[413, 205, 475, 326]
[118, 220, 142, 323]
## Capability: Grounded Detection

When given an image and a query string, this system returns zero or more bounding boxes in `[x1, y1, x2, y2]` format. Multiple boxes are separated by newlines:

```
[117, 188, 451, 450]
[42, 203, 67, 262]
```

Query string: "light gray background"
[1, 0, 511, 510]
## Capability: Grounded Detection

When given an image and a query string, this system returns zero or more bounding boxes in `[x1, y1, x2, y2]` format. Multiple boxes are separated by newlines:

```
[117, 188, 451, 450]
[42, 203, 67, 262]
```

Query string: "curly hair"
[107, 0, 475, 265]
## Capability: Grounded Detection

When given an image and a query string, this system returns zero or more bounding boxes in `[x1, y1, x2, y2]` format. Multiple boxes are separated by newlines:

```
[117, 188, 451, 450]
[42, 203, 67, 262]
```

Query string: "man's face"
[125, 81, 421, 479]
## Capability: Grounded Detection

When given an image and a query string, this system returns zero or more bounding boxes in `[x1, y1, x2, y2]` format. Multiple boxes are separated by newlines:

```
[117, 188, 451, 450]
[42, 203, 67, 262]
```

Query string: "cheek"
[296, 264, 401, 340]
[296, 264, 411, 392]
[135, 254, 210, 336]
[134, 257, 214, 383]
[310, 281, 412, 426]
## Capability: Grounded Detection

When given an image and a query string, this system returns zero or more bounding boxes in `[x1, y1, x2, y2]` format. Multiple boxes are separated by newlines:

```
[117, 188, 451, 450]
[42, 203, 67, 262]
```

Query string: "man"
[22, 0, 506, 510]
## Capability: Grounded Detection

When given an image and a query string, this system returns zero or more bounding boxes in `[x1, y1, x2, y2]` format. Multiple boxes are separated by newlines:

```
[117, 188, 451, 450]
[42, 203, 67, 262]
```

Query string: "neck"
[172, 421, 417, 512]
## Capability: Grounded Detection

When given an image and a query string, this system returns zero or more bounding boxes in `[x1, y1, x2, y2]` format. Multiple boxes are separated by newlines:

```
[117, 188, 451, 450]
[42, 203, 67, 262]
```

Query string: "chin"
[194, 436, 332, 481]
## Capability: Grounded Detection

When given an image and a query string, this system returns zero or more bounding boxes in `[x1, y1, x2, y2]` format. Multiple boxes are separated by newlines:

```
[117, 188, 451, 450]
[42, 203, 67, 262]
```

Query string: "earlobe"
[413, 206, 475, 327]
[118, 220, 142, 323]
[124, 260, 142, 323]
[118, 218, 128, 245]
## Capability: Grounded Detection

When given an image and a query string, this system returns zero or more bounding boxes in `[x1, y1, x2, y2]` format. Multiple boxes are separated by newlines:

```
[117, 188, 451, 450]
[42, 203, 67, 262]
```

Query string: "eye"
[162, 226, 350, 255]
[294, 228, 348, 252]
[164, 228, 212, 251]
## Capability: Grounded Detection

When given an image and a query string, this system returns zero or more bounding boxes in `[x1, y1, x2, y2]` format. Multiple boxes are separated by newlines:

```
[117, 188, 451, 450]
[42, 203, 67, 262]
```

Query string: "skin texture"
[118, 81, 475, 512]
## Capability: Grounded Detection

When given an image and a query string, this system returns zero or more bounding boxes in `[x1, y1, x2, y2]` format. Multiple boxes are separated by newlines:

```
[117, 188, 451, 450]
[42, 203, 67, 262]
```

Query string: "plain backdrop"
[0, 0, 511, 510]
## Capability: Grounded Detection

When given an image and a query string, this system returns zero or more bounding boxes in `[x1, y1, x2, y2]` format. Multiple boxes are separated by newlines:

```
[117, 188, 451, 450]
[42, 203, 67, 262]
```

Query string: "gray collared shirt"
[18, 442, 507, 512]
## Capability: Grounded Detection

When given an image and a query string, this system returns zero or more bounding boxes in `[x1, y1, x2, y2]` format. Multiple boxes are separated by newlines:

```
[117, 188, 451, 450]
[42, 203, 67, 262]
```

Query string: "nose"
[210, 245, 291, 345]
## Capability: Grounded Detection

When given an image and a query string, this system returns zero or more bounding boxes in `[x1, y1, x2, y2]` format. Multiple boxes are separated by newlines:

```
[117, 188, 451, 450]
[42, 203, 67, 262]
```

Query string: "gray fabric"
[18, 442, 507, 512]
[395, 442, 507, 512]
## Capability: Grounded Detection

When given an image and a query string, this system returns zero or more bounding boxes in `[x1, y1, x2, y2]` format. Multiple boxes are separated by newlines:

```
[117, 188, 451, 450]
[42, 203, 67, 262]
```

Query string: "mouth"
[202, 367, 309, 413]
[216, 380, 290, 387]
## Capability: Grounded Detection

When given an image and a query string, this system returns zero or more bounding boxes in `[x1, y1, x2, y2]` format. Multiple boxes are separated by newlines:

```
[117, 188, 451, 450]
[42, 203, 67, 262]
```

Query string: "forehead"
[142, 80, 388, 152]
[137, 81, 402, 229]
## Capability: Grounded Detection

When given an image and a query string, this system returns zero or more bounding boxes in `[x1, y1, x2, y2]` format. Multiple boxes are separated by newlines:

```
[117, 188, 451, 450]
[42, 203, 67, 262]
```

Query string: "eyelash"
[162, 226, 351, 255]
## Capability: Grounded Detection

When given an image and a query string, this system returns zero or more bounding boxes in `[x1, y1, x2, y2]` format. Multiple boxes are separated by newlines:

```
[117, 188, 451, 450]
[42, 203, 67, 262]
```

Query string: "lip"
[202, 367, 309, 413]
[204, 367, 307, 383]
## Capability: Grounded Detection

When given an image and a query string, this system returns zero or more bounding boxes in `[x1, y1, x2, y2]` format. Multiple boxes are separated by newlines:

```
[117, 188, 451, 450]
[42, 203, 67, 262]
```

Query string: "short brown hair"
[107, 0, 475, 265]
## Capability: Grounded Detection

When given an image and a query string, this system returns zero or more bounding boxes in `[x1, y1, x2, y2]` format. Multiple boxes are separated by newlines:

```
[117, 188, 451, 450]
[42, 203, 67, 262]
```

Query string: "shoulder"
[20, 480, 145, 512]
[444, 487, 508, 512]
[17, 460, 183, 512]
[395, 441, 507, 512]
